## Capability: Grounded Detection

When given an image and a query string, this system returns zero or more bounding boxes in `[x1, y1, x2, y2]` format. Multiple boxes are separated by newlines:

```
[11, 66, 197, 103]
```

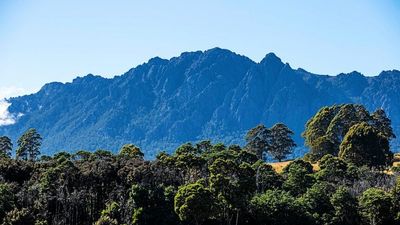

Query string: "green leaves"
[0, 183, 15, 223]
[282, 160, 315, 196]
[267, 123, 296, 162]
[0, 103, 397, 225]
[245, 123, 296, 161]
[254, 162, 282, 193]
[250, 189, 306, 225]
[303, 104, 395, 164]
[16, 128, 42, 161]
[297, 182, 335, 224]
[330, 186, 360, 225]
[245, 124, 270, 159]
[316, 155, 349, 183]
[174, 181, 215, 225]
[119, 144, 144, 160]
[0, 136, 12, 158]
[359, 188, 394, 225]
[339, 122, 392, 168]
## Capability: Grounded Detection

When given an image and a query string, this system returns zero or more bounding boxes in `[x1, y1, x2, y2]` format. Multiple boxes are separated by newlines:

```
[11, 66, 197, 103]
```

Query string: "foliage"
[303, 104, 395, 161]
[245, 124, 270, 160]
[316, 154, 349, 183]
[0, 104, 397, 225]
[119, 144, 144, 159]
[16, 129, 42, 161]
[209, 158, 256, 225]
[297, 182, 335, 225]
[0, 183, 15, 223]
[392, 177, 400, 223]
[282, 160, 315, 196]
[253, 162, 282, 193]
[267, 123, 296, 162]
[330, 186, 360, 225]
[250, 189, 307, 225]
[0, 136, 12, 158]
[94, 216, 117, 225]
[359, 188, 394, 225]
[1, 208, 34, 225]
[246, 123, 296, 161]
[339, 122, 393, 168]
[174, 181, 215, 225]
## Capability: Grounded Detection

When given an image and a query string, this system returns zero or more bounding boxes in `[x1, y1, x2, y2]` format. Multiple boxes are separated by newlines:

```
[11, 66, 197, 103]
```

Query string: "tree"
[175, 143, 201, 156]
[237, 149, 258, 165]
[174, 181, 215, 225]
[173, 143, 206, 184]
[267, 123, 296, 162]
[339, 122, 393, 168]
[0, 183, 15, 223]
[129, 184, 177, 225]
[316, 154, 349, 183]
[371, 108, 396, 140]
[246, 123, 296, 161]
[73, 150, 92, 161]
[302, 105, 341, 160]
[326, 104, 370, 144]
[0, 136, 12, 158]
[1, 208, 34, 225]
[245, 124, 270, 160]
[304, 135, 336, 162]
[392, 177, 400, 223]
[94, 202, 119, 225]
[92, 149, 113, 159]
[209, 159, 256, 225]
[297, 182, 335, 225]
[330, 186, 360, 225]
[250, 189, 308, 225]
[303, 104, 394, 161]
[195, 140, 213, 153]
[94, 216, 117, 225]
[253, 162, 282, 193]
[119, 144, 144, 159]
[282, 160, 315, 196]
[16, 129, 42, 161]
[101, 202, 120, 221]
[359, 188, 394, 225]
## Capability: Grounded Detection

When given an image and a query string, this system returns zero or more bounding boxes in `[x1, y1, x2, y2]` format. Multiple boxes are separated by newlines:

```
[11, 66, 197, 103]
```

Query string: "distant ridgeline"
[1, 48, 400, 157]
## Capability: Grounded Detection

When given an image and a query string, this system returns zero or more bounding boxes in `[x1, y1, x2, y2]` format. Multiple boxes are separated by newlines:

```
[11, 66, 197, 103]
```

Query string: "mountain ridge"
[1, 48, 400, 157]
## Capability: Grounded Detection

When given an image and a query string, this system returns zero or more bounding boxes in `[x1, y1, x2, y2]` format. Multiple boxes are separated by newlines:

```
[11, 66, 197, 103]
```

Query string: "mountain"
[1, 48, 399, 158]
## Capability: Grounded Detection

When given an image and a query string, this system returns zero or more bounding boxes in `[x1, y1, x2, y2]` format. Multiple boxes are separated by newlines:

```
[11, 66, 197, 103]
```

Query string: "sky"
[0, 0, 400, 99]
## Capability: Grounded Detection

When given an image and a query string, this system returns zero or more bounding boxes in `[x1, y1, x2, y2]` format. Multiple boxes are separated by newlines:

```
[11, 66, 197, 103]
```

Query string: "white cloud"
[0, 86, 33, 126]
[0, 86, 30, 99]
[0, 99, 16, 126]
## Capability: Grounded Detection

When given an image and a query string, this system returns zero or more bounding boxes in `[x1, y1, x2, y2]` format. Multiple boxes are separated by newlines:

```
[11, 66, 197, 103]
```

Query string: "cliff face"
[1, 48, 399, 157]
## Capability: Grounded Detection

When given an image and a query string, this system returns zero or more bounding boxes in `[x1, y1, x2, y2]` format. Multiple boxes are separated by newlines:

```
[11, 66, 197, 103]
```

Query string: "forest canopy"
[0, 104, 399, 225]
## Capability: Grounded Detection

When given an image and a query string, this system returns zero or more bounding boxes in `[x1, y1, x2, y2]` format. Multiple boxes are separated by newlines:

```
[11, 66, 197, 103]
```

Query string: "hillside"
[1, 48, 400, 157]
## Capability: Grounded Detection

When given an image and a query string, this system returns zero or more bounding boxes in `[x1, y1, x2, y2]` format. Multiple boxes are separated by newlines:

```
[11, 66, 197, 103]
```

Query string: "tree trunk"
[235, 210, 239, 225]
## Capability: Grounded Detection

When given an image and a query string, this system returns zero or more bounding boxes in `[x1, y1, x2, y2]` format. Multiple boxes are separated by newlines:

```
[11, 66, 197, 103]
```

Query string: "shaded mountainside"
[1, 48, 399, 157]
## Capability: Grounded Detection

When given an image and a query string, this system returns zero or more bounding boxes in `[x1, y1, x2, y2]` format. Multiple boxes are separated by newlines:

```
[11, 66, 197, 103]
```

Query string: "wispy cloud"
[0, 86, 30, 99]
[0, 100, 16, 126]
[0, 86, 33, 126]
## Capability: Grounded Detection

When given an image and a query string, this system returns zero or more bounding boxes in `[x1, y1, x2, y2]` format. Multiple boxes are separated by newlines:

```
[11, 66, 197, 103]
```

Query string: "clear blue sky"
[1, 0, 400, 97]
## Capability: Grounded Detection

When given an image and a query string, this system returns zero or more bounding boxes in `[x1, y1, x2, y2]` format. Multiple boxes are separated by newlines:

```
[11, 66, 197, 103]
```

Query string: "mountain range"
[1, 48, 399, 158]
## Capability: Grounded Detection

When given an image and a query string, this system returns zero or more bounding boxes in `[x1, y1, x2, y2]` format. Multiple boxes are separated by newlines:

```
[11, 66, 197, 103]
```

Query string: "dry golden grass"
[269, 154, 399, 174]
[268, 160, 319, 173]
[268, 161, 292, 173]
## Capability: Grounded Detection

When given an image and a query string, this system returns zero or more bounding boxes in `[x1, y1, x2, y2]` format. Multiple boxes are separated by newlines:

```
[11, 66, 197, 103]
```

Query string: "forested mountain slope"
[1, 48, 399, 156]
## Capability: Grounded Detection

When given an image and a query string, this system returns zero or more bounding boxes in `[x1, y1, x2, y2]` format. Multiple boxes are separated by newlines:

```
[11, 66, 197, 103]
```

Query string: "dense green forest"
[0, 104, 399, 225]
